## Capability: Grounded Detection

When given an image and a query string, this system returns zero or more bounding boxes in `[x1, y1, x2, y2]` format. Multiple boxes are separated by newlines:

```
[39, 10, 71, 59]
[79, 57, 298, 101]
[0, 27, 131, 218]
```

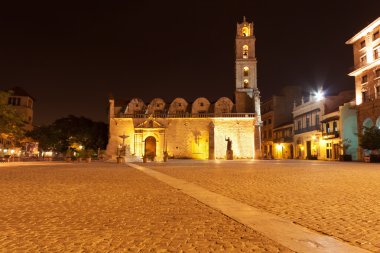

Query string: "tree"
[27, 115, 108, 154]
[360, 126, 380, 152]
[0, 90, 26, 147]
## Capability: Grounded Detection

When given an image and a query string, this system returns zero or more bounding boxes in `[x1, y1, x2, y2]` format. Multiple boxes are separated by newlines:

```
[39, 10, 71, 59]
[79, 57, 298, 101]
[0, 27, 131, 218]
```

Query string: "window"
[362, 91, 368, 102]
[242, 27, 249, 36]
[333, 121, 337, 132]
[373, 31, 379, 41]
[360, 55, 367, 63]
[326, 143, 332, 159]
[200, 102, 204, 107]
[374, 48, 380, 60]
[298, 120, 301, 130]
[7, 97, 20, 106]
[263, 120, 267, 126]
[243, 66, 249, 76]
[362, 75, 368, 84]
[376, 86, 380, 98]
[268, 118, 272, 125]
[376, 69, 380, 78]
[243, 45, 248, 59]
[316, 114, 320, 125]
[326, 123, 330, 133]
[306, 117, 310, 128]
[243, 79, 249, 88]
[360, 40, 366, 49]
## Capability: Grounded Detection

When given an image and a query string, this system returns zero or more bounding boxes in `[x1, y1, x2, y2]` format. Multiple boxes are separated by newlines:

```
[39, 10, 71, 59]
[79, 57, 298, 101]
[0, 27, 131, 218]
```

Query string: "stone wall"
[107, 117, 256, 160]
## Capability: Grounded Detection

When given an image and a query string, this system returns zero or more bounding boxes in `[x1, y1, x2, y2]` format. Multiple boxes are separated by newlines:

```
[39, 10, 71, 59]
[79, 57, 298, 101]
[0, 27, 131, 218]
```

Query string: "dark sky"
[1, 1, 379, 125]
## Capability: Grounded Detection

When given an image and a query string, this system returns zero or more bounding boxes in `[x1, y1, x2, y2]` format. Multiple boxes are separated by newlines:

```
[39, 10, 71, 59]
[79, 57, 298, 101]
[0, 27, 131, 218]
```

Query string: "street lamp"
[314, 90, 324, 101]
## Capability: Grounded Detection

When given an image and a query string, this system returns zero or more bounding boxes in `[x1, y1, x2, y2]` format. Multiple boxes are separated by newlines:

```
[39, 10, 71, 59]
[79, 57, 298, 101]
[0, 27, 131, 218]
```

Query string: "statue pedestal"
[226, 150, 233, 160]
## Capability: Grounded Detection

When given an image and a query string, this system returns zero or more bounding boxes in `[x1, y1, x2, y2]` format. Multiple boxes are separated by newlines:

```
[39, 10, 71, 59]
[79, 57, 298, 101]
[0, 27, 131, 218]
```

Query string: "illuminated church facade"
[106, 17, 262, 161]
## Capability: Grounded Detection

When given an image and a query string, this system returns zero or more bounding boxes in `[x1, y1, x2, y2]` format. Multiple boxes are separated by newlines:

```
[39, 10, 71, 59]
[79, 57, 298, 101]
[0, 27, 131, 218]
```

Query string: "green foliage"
[0, 91, 26, 146]
[360, 126, 380, 151]
[27, 115, 108, 153]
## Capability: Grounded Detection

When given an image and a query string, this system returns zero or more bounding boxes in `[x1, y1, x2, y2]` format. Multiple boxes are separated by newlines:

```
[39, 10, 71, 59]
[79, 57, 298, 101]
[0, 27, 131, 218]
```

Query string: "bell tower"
[235, 16, 257, 98]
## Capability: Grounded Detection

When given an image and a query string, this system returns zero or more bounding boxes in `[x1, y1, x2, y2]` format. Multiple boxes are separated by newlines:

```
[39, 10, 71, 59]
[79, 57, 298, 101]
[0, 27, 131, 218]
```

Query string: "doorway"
[145, 136, 156, 160]
[306, 141, 312, 159]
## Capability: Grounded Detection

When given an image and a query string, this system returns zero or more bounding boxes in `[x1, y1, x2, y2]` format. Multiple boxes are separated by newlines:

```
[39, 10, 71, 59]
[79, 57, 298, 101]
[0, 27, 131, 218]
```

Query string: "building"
[293, 90, 354, 160]
[346, 17, 380, 159]
[0, 87, 36, 158]
[272, 122, 294, 159]
[261, 95, 294, 158]
[106, 17, 262, 161]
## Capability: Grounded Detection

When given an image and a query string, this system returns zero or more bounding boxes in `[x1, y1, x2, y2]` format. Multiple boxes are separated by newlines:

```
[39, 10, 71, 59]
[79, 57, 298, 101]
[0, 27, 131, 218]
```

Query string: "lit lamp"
[314, 90, 324, 101]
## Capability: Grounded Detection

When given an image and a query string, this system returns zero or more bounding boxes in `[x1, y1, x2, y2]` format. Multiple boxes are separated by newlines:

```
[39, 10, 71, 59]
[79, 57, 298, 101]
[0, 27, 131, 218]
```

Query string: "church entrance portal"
[145, 136, 156, 160]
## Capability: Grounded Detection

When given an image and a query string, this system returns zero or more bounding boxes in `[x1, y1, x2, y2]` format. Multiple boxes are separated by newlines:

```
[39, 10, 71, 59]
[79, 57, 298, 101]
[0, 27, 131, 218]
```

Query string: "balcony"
[322, 131, 340, 139]
[294, 125, 320, 135]
[273, 136, 293, 143]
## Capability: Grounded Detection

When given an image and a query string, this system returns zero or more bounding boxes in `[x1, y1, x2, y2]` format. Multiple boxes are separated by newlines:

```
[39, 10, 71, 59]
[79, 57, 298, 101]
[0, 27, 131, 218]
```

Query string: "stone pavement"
[146, 160, 380, 252]
[0, 162, 292, 252]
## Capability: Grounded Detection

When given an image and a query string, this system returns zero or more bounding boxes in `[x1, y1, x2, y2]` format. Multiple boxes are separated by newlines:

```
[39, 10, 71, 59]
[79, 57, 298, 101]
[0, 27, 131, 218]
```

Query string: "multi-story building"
[272, 122, 294, 159]
[346, 17, 380, 160]
[0, 87, 36, 157]
[293, 90, 354, 160]
[106, 17, 262, 161]
[261, 95, 293, 158]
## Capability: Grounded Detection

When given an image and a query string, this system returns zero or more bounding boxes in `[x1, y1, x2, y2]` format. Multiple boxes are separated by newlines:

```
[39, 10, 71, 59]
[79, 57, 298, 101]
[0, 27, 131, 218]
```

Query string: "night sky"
[1, 1, 379, 125]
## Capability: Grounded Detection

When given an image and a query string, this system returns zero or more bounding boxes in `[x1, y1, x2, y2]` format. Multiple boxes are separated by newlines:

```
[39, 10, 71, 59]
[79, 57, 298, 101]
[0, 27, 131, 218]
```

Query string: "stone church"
[106, 17, 262, 161]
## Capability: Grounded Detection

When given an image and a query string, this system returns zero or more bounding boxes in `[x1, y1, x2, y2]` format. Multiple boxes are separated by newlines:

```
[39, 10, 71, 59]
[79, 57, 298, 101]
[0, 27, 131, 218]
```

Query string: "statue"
[225, 137, 232, 151]
[225, 137, 233, 160]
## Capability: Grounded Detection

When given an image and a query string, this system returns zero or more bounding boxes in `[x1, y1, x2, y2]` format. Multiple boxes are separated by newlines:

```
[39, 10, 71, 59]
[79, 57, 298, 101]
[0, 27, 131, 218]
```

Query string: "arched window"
[243, 66, 249, 76]
[363, 118, 374, 134]
[243, 45, 248, 59]
[242, 27, 249, 36]
[243, 79, 249, 88]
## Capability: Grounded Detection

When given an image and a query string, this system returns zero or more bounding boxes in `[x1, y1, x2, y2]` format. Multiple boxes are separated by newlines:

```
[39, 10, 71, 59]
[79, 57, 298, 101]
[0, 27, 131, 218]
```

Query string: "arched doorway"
[145, 136, 156, 160]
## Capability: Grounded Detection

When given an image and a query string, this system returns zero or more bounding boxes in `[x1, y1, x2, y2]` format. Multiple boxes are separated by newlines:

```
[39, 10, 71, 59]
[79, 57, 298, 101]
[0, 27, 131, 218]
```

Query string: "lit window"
[243, 45, 248, 58]
[373, 31, 379, 41]
[242, 27, 249, 36]
[361, 75, 368, 84]
[243, 79, 249, 88]
[243, 66, 249, 76]
[360, 40, 366, 49]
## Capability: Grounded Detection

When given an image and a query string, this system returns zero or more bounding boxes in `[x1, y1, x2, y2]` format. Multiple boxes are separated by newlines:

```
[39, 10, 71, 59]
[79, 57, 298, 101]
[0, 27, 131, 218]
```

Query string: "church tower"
[235, 16, 257, 98]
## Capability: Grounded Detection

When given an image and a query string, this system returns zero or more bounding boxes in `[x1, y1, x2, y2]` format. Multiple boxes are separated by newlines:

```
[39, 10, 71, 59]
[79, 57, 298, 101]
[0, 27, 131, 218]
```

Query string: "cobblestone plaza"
[0, 160, 379, 252]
